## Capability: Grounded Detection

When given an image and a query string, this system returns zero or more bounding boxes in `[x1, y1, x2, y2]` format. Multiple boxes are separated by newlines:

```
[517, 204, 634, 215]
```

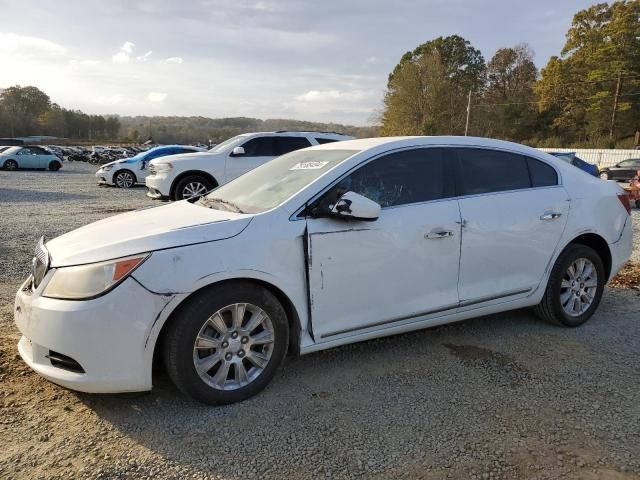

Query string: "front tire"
[599, 172, 609, 180]
[173, 175, 214, 200]
[114, 170, 136, 188]
[3, 159, 18, 171]
[49, 160, 61, 171]
[533, 244, 605, 327]
[163, 282, 289, 405]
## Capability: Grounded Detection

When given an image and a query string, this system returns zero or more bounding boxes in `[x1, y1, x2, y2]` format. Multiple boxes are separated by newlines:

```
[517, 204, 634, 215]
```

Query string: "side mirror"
[231, 146, 245, 157]
[330, 191, 380, 221]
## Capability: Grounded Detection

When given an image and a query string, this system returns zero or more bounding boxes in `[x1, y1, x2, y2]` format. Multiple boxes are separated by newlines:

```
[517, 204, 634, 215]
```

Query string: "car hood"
[45, 201, 253, 267]
[150, 151, 221, 165]
[100, 156, 143, 168]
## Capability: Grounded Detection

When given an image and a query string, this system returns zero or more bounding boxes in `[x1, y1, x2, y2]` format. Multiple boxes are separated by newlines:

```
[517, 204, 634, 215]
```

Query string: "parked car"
[548, 152, 599, 177]
[145, 131, 353, 200]
[1, 146, 62, 171]
[599, 158, 640, 181]
[95, 145, 206, 188]
[14, 136, 633, 405]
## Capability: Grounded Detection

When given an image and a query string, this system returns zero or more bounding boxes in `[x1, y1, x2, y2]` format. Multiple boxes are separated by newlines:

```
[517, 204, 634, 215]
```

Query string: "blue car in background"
[548, 152, 599, 177]
[95, 145, 205, 188]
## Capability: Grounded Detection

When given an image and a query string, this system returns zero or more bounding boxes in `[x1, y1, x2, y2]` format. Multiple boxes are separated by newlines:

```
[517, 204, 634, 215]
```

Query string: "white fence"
[538, 148, 640, 168]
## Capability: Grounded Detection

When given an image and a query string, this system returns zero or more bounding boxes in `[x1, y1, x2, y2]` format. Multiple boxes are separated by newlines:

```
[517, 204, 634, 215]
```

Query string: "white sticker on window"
[289, 161, 329, 171]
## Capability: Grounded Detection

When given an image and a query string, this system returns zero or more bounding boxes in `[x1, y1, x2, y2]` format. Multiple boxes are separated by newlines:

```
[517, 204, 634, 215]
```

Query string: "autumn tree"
[476, 44, 538, 141]
[536, 1, 640, 144]
[382, 35, 485, 136]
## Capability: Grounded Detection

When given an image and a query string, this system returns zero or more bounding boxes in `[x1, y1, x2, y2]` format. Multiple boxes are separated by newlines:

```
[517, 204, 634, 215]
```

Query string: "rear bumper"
[609, 214, 633, 281]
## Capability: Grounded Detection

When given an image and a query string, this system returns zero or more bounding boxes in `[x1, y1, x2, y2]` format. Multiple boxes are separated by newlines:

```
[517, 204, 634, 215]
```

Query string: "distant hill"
[117, 116, 379, 144]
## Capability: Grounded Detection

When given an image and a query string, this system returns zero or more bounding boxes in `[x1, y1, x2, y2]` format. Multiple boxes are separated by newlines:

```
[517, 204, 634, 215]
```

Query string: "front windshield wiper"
[198, 197, 246, 213]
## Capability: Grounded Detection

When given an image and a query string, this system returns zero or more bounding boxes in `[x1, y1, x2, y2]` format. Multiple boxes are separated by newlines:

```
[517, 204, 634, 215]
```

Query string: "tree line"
[382, 1, 640, 148]
[0, 86, 120, 140]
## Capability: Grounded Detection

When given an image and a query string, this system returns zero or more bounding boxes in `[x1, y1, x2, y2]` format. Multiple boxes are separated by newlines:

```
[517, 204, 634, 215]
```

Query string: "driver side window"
[315, 148, 451, 212]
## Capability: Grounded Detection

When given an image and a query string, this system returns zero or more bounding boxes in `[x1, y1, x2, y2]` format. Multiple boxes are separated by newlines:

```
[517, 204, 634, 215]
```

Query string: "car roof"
[311, 135, 551, 157]
[241, 131, 352, 139]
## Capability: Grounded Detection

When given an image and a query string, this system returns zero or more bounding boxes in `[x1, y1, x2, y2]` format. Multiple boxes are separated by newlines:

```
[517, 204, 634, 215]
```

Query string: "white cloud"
[0, 33, 67, 59]
[137, 50, 153, 61]
[295, 89, 368, 103]
[121, 41, 135, 54]
[112, 41, 136, 63]
[147, 92, 168, 103]
[163, 57, 183, 64]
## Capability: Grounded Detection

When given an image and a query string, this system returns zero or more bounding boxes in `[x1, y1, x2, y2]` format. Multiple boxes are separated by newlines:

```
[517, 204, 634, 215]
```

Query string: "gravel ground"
[0, 162, 639, 480]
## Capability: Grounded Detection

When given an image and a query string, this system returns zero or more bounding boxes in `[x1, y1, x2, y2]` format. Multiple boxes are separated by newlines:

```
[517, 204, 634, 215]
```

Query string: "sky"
[0, 0, 593, 125]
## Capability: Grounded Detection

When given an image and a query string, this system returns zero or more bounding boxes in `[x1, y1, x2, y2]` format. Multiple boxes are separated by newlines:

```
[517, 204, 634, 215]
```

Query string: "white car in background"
[145, 131, 353, 200]
[95, 145, 206, 188]
[14, 136, 632, 405]
[1, 146, 63, 171]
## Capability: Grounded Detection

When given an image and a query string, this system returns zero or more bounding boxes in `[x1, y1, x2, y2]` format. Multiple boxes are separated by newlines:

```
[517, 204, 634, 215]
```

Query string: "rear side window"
[455, 148, 530, 195]
[328, 148, 452, 208]
[526, 157, 557, 187]
[275, 136, 312, 155]
[315, 138, 338, 144]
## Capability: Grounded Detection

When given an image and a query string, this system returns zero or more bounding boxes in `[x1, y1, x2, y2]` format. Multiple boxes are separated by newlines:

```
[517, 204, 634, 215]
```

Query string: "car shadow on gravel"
[76, 307, 572, 477]
[0, 188, 95, 202]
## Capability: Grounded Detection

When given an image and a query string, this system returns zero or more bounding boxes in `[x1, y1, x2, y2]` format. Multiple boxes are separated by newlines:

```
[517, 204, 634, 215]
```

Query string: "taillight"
[617, 193, 632, 215]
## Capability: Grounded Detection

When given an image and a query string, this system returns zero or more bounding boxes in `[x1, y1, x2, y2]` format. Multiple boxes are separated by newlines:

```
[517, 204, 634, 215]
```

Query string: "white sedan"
[14, 136, 633, 405]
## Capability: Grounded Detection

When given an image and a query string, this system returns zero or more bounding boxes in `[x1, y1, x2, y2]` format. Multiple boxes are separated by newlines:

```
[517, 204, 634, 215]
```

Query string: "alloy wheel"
[115, 171, 134, 188]
[560, 258, 598, 317]
[192, 303, 275, 391]
[182, 182, 208, 199]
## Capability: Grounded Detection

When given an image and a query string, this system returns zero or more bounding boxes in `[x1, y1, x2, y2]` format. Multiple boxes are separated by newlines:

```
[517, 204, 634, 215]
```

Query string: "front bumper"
[14, 275, 171, 393]
[95, 169, 114, 185]
[145, 173, 172, 200]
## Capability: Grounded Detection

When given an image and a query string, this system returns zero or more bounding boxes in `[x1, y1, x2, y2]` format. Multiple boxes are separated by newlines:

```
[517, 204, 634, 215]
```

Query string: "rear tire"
[635, 199, 640, 209]
[3, 159, 18, 171]
[163, 282, 289, 405]
[49, 160, 61, 171]
[173, 175, 214, 200]
[533, 244, 605, 327]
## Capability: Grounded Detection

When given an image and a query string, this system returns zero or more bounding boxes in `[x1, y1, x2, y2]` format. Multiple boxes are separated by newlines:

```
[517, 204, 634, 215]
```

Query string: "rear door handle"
[424, 230, 454, 239]
[540, 212, 562, 221]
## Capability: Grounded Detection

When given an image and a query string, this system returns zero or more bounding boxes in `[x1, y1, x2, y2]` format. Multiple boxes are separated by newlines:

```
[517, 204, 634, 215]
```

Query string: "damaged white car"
[15, 136, 633, 405]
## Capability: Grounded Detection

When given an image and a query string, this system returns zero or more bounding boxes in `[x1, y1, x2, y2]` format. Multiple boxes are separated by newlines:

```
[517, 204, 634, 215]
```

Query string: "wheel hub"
[560, 257, 598, 317]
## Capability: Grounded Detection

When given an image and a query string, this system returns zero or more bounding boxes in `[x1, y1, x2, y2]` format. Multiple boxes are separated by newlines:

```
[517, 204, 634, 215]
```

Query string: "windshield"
[198, 149, 359, 214]
[208, 135, 250, 154]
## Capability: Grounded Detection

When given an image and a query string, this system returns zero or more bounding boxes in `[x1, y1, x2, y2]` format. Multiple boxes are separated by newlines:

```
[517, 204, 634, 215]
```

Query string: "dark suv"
[599, 158, 640, 181]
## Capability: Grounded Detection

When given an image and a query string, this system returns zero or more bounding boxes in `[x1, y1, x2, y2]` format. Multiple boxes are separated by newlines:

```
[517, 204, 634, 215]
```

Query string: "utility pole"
[465, 89, 472, 136]
[609, 71, 622, 140]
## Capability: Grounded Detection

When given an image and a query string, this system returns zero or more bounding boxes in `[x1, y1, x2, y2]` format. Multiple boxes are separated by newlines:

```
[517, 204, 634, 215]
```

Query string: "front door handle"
[424, 230, 454, 240]
[540, 212, 562, 221]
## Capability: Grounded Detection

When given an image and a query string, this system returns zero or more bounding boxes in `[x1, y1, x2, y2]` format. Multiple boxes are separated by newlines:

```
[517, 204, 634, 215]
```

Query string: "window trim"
[291, 145, 563, 221]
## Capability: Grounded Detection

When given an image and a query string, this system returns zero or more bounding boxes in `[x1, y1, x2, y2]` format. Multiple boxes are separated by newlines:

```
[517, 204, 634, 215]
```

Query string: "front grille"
[46, 350, 85, 373]
[32, 237, 49, 289]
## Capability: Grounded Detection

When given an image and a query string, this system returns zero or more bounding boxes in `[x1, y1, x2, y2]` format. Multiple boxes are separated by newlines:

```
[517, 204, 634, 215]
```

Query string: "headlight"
[153, 162, 173, 172]
[42, 254, 150, 300]
[101, 164, 113, 171]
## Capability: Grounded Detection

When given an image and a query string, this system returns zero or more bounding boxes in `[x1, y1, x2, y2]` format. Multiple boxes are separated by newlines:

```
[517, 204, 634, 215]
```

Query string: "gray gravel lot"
[0, 162, 639, 480]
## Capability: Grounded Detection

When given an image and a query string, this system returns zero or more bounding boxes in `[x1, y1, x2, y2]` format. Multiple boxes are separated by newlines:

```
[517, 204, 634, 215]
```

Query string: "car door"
[453, 148, 569, 307]
[224, 137, 278, 182]
[305, 147, 461, 340]
[16, 147, 40, 168]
